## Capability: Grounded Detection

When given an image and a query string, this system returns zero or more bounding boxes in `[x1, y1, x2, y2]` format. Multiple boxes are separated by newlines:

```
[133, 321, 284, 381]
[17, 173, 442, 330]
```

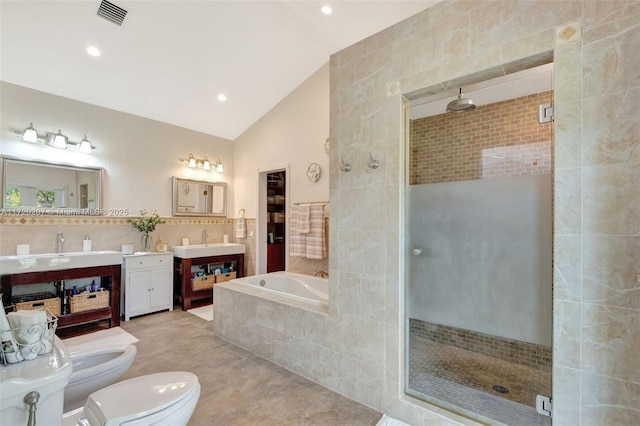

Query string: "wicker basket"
[192, 275, 215, 291]
[215, 271, 237, 283]
[70, 291, 109, 313]
[14, 293, 61, 317]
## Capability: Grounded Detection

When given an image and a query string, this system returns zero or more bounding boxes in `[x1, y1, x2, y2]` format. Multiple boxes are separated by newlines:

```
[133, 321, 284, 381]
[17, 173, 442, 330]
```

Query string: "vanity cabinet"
[122, 253, 173, 321]
[174, 253, 244, 310]
[1, 265, 121, 330]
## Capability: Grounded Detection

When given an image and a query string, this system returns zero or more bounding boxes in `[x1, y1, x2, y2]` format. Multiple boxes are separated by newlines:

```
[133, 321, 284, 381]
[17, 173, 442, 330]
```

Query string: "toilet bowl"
[64, 344, 137, 412]
[62, 371, 201, 426]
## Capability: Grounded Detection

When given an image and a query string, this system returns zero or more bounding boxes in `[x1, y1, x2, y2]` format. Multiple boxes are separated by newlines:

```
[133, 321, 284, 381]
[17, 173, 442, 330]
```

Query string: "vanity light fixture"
[181, 154, 223, 172]
[202, 157, 211, 171]
[22, 123, 39, 143]
[15, 123, 96, 152]
[78, 135, 93, 153]
[187, 153, 197, 168]
[47, 130, 68, 149]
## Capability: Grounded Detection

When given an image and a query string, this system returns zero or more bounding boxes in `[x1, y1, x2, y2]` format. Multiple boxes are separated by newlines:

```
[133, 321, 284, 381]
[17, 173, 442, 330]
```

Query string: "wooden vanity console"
[174, 253, 244, 310]
[1, 264, 121, 330]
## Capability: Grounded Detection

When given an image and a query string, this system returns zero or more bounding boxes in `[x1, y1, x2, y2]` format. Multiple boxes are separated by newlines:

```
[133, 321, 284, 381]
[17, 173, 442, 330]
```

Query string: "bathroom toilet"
[64, 344, 137, 412]
[62, 371, 201, 426]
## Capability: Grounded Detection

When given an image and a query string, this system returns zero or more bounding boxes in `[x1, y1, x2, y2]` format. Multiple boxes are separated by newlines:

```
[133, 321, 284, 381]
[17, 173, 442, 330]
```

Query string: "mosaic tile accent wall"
[409, 318, 552, 373]
[410, 92, 553, 185]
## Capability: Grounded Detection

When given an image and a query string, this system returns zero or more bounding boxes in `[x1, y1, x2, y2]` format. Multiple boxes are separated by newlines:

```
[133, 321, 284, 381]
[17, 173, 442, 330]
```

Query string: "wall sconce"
[47, 130, 68, 149]
[15, 123, 95, 153]
[181, 153, 223, 172]
[22, 123, 39, 143]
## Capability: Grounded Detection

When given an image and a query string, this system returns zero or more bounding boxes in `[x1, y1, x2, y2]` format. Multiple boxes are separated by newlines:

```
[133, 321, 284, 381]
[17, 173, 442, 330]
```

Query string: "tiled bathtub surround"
[220, 1, 640, 425]
[409, 318, 552, 373]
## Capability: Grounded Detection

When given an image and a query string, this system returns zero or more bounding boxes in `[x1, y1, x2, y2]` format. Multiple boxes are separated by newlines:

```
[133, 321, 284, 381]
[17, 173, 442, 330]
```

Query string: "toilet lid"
[83, 371, 199, 425]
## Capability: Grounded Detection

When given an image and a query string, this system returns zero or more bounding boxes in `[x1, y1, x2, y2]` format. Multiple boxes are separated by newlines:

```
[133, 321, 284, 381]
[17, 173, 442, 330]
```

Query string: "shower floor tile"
[408, 334, 551, 426]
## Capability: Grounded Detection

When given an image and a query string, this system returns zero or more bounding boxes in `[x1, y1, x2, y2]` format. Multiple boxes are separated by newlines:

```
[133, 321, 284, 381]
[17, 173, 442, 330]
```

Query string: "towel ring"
[238, 208, 246, 218]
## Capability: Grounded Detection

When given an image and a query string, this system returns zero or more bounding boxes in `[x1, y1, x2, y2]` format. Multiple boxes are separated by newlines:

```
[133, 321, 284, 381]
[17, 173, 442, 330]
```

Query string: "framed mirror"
[1, 156, 103, 214]
[172, 176, 227, 217]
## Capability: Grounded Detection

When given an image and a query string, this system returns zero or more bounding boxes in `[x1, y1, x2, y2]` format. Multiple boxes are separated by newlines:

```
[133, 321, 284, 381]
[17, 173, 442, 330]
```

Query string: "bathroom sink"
[0, 250, 123, 275]
[170, 243, 245, 259]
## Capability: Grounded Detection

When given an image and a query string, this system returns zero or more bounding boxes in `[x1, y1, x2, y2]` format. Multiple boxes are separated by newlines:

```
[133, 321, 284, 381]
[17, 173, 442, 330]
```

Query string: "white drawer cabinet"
[122, 252, 173, 321]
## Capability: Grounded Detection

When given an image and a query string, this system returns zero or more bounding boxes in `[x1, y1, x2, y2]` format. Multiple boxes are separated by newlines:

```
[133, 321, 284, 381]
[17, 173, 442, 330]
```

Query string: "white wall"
[233, 63, 330, 218]
[0, 82, 235, 217]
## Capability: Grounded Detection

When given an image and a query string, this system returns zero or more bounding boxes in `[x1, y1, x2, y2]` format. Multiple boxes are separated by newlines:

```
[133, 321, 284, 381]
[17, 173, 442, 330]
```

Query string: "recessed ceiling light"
[321, 5, 332, 15]
[87, 46, 101, 57]
[217, 93, 227, 102]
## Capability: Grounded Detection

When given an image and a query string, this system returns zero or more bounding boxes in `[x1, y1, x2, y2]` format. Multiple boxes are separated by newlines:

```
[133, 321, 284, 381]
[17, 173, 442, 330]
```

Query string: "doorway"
[256, 165, 289, 274]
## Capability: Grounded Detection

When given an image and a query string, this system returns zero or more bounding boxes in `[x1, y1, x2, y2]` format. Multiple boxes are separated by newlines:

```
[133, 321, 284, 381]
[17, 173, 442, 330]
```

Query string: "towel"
[290, 206, 306, 257]
[0, 302, 23, 363]
[297, 203, 311, 234]
[8, 310, 47, 345]
[305, 204, 326, 259]
[235, 217, 246, 239]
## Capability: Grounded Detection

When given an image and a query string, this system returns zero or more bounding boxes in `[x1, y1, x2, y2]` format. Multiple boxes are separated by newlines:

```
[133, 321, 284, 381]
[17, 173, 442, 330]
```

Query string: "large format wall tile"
[582, 303, 640, 383]
[583, 236, 640, 309]
[583, 87, 640, 166]
[581, 371, 640, 425]
[583, 163, 640, 236]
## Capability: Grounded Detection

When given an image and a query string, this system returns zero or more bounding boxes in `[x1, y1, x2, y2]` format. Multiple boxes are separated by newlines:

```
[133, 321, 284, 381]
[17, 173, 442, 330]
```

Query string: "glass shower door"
[404, 85, 553, 425]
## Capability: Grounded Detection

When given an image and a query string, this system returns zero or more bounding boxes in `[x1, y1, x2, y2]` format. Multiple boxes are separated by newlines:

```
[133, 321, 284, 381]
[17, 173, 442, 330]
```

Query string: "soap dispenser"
[83, 236, 92, 252]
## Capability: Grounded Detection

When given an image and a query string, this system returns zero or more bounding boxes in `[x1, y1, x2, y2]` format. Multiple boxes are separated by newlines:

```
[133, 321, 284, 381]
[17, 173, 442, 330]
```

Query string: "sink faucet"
[56, 231, 64, 253]
[202, 230, 209, 245]
[314, 270, 328, 278]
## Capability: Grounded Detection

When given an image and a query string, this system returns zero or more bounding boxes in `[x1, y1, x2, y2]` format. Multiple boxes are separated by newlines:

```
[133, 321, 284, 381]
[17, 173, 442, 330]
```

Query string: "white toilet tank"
[0, 336, 72, 426]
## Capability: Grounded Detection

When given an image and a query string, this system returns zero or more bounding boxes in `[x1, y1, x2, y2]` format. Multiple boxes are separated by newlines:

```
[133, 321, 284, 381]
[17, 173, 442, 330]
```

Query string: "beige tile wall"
[217, 1, 640, 425]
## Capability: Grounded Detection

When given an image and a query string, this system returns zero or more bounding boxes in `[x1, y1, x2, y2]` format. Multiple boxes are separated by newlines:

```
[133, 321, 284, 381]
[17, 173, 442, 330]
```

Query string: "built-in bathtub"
[219, 271, 328, 313]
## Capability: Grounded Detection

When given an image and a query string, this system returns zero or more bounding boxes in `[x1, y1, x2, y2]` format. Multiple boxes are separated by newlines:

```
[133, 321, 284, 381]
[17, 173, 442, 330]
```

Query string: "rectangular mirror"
[172, 176, 227, 217]
[1, 156, 103, 214]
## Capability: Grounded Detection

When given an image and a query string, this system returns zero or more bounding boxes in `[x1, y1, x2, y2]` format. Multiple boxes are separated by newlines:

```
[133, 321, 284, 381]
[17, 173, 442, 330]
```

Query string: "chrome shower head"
[446, 88, 476, 113]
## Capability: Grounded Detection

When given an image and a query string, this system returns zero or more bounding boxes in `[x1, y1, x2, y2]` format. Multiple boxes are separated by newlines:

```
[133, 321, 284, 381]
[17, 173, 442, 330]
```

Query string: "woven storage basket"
[215, 271, 237, 283]
[192, 275, 215, 291]
[70, 291, 109, 313]
[15, 296, 61, 317]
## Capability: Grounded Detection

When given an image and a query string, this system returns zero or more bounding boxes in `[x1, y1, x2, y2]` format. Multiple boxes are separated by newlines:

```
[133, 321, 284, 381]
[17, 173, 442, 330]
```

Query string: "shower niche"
[404, 64, 554, 426]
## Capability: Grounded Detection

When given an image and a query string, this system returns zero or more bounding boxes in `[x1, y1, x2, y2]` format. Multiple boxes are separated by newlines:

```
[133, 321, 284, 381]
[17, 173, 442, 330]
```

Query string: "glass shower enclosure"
[404, 77, 554, 425]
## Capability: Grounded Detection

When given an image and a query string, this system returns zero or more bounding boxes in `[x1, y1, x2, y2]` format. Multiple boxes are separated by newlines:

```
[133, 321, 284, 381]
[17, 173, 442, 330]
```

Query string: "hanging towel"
[305, 204, 326, 259]
[235, 217, 246, 239]
[290, 206, 306, 257]
[297, 203, 311, 234]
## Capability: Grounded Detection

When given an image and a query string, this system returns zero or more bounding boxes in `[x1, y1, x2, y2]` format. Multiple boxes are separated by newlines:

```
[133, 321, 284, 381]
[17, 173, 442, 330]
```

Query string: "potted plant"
[128, 210, 165, 252]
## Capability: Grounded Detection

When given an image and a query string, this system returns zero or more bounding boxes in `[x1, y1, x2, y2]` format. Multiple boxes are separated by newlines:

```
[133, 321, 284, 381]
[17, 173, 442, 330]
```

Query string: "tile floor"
[408, 334, 551, 426]
[118, 308, 382, 426]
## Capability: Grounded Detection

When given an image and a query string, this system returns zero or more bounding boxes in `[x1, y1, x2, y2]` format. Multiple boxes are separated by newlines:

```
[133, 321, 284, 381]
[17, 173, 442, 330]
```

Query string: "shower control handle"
[412, 248, 422, 256]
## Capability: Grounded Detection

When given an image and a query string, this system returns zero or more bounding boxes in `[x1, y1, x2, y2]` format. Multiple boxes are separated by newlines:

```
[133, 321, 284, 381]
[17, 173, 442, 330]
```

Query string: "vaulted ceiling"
[1, 1, 441, 140]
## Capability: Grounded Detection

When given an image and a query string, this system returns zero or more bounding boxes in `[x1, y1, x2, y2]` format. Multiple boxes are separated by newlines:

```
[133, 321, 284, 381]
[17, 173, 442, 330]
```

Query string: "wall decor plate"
[307, 163, 321, 182]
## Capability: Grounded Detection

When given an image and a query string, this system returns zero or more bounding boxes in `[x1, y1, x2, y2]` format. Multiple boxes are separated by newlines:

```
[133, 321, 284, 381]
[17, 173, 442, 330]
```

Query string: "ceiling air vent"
[97, 0, 127, 26]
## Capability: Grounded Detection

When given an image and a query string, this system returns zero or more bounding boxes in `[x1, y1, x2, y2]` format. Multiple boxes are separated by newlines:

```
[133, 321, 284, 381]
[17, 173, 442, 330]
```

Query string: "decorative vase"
[141, 233, 152, 252]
